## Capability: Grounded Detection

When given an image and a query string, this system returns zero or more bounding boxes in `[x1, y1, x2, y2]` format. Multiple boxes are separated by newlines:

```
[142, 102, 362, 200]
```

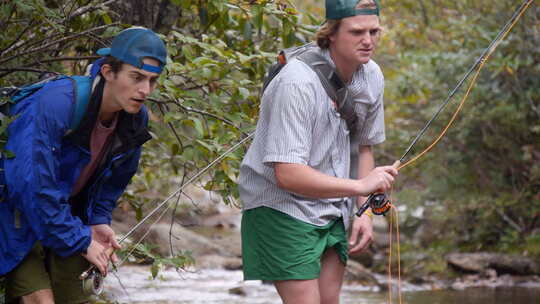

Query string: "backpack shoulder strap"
[297, 50, 358, 133]
[261, 43, 319, 96]
[66, 76, 92, 134]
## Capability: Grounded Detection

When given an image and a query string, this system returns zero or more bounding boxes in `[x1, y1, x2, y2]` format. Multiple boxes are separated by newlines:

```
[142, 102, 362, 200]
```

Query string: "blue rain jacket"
[0, 61, 152, 275]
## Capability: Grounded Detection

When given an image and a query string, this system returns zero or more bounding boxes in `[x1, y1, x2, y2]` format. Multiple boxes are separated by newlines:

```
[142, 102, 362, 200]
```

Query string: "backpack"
[262, 42, 357, 134]
[0, 75, 93, 152]
[0, 75, 93, 201]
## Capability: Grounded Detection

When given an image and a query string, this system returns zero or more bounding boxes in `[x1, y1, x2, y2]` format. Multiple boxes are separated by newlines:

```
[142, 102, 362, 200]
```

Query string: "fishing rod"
[356, 0, 534, 218]
[80, 132, 254, 294]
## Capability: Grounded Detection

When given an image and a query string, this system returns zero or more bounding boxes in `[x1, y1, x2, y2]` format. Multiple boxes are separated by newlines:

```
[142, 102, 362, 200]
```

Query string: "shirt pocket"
[327, 109, 349, 179]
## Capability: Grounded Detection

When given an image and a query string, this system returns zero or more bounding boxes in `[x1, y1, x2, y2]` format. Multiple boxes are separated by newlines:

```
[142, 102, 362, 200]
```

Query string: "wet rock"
[447, 252, 539, 275]
[223, 258, 243, 270]
[481, 268, 498, 280]
[344, 260, 379, 285]
[228, 286, 247, 296]
[450, 281, 467, 290]
[196, 254, 242, 270]
[201, 210, 241, 229]
[350, 249, 375, 267]
[193, 225, 242, 258]
[124, 222, 233, 257]
[447, 272, 540, 290]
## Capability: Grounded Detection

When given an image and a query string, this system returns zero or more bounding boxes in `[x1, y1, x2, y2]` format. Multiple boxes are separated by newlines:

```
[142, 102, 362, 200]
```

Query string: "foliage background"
[0, 0, 538, 279]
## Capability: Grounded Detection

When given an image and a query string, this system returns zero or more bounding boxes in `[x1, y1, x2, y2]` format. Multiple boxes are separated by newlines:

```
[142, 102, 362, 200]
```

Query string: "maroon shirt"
[71, 113, 118, 196]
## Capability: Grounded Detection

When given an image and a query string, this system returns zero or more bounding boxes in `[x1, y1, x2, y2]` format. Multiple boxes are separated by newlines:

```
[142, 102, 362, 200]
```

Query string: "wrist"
[354, 179, 369, 197]
[355, 208, 373, 220]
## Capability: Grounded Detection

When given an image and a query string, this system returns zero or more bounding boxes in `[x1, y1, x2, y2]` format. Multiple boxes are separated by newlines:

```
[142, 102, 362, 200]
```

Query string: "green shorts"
[241, 206, 348, 281]
[5, 242, 91, 304]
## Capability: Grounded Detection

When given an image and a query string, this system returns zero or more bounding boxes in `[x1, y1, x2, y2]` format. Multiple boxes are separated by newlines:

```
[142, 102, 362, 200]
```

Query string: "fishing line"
[381, 1, 534, 303]
[397, 0, 534, 170]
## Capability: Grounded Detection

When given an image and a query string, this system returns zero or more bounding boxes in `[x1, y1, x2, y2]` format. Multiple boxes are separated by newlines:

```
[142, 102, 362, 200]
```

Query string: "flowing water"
[102, 265, 540, 304]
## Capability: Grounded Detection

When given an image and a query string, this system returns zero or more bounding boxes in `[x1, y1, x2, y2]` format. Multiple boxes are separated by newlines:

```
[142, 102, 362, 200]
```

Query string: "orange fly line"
[384, 1, 534, 303]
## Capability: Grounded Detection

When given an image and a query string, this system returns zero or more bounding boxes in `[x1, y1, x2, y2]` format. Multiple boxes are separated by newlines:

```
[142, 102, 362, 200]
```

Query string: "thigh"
[274, 279, 320, 304]
[5, 243, 52, 303]
[47, 249, 91, 304]
[319, 248, 346, 304]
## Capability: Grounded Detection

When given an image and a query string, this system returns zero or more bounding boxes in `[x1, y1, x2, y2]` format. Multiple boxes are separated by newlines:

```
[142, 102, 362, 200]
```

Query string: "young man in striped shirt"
[239, 1, 398, 303]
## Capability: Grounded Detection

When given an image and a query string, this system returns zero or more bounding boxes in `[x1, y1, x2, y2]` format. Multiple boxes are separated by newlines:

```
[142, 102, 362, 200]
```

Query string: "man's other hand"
[348, 214, 373, 255]
[91, 224, 120, 263]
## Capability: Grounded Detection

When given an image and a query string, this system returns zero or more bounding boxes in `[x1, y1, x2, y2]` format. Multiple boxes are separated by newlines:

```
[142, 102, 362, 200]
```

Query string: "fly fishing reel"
[80, 267, 104, 295]
[355, 192, 392, 217]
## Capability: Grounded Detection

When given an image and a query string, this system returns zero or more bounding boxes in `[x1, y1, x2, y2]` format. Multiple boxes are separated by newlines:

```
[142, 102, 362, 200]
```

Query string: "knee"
[320, 293, 340, 304]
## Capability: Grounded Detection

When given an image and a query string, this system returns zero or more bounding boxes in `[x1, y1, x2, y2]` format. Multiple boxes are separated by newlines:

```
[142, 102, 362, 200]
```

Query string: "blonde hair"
[356, 0, 378, 10]
[315, 20, 341, 49]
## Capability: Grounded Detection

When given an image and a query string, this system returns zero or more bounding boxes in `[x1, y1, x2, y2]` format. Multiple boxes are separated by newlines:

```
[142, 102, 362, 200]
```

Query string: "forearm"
[274, 163, 366, 199]
[356, 145, 375, 207]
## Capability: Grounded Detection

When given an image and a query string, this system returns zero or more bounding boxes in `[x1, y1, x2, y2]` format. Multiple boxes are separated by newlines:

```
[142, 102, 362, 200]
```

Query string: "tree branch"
[32, 55, 100, 64]
[157, 102, 184, 152]
[495, 208, 523, 232]
[0, 23, 118, 66]
[0, 19, 38, 56]
[65, 0, 121, 23]
[0, 67, 56, 79]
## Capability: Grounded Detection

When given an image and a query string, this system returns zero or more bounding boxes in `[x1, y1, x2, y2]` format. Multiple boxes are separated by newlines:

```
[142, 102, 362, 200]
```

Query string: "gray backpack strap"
[297, 50, 358, 133]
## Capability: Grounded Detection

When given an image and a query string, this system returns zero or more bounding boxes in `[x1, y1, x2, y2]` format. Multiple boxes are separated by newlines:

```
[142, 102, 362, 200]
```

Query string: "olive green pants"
[5, 242, 90, 304]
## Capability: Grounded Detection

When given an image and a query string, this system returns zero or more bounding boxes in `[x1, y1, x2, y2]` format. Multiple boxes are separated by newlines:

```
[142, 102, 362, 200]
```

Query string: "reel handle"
[355, 193, 391, 217]
[80, 247, 115, 296]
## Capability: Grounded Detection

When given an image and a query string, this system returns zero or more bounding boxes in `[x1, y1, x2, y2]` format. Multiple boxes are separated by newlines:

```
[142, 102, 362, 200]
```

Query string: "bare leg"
[274, 279, 320, 304]
[20, 289, 54, 304]
[319, 248, 346, 304]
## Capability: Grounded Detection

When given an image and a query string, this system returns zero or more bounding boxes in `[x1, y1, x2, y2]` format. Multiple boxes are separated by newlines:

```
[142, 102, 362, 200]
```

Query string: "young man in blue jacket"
[0, 27, 167, 303]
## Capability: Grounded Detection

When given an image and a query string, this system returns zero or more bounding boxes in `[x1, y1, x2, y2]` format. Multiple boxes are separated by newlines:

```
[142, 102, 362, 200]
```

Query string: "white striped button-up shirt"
[238, 47, 385, 229]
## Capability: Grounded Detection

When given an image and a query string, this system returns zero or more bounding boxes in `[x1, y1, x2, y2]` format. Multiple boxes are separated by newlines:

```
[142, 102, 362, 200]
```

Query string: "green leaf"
[135, 207, 143, 222]
[190, 117, 205, 137]
[151, 262, 160, 279]
[238, 87, 250, 100]
[101, 12, 112, 25]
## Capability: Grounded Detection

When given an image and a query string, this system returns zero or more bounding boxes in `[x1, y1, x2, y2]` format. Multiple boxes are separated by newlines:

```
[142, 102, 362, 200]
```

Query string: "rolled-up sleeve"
[262, 82, 316, 165]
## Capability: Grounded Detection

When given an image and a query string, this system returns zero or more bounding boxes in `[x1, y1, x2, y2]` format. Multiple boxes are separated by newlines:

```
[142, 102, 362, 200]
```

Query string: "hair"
[102, 56, 124, 74]
[315, 20, 341, 49]
[316, 1, 379, 49]
[356, 0, 378, 10]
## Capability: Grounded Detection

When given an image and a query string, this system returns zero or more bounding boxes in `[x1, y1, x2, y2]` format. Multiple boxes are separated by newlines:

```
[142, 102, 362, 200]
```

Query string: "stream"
[102, 265, 540, 303]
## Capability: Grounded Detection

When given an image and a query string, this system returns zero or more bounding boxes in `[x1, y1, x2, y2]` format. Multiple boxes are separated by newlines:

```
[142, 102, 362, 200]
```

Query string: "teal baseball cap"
[97, 27, 167, 74]
[326, 0, 380, 20]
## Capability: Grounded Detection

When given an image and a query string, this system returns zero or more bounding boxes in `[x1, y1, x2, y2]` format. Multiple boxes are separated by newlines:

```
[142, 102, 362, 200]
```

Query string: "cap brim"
[96, 48, 111, 56]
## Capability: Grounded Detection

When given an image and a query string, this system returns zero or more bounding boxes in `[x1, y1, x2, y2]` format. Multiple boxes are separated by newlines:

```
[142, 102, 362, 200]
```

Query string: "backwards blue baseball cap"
[97, 27, 167, 74]
[326, 0, 380, 20]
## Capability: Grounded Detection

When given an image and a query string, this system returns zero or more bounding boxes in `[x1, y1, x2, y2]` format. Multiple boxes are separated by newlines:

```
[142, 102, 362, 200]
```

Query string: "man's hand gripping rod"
[356, 160, 400, 217]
